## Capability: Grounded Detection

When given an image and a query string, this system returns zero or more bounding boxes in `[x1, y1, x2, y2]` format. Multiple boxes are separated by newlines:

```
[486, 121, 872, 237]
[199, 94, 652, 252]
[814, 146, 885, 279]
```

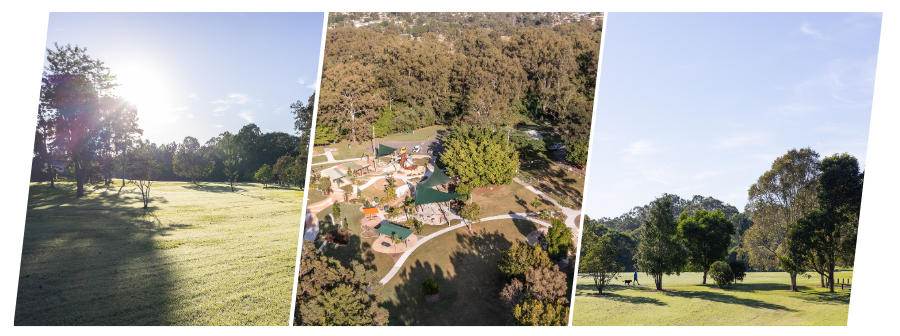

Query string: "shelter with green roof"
[375, 221, 415, 242]
[419, 167, 454, 188]
[376, 144, 398, 157]
[415, 186, 462, 206]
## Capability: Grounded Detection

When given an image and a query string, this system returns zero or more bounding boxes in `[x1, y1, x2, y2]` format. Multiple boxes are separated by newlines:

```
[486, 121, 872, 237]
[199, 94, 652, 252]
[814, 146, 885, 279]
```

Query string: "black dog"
[624, 280, 633, 286]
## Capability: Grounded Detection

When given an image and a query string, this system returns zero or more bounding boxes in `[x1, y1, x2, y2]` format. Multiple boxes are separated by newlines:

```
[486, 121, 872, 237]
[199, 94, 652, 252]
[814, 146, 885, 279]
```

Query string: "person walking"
[633, 271, 640, 286]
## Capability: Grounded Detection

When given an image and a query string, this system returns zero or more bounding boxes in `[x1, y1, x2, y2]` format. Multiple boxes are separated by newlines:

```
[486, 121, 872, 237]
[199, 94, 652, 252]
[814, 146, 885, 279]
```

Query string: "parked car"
[413, 145, 421, 153]
[400, 146, 407, 154]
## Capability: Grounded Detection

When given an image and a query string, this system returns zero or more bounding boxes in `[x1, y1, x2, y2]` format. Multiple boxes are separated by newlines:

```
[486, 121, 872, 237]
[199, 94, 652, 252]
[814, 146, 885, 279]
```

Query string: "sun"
[112, 62, 180, 136]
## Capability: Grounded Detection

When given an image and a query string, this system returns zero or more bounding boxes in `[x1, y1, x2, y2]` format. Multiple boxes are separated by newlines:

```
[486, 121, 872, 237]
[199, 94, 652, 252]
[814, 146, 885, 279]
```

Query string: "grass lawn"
[316, 202, 394, 280]
[311, 155, 328, 164]
[470, 182, 561, 218]
[379, 125, 447, 142]
[15, 181, 303, 325]
[321, 140, 369, 161]
[305, 189, 328, 206]
[572, 270, 853, 326]
[379, 218, 539, 325]
[519, 164, 585, 209]
[360, 184, 388, 203]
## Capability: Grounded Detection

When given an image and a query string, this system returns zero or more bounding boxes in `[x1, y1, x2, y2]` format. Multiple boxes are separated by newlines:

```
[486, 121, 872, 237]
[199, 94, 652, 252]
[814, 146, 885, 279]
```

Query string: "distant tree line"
[31, 43, 315, 197]
[580, 148, 863, 293]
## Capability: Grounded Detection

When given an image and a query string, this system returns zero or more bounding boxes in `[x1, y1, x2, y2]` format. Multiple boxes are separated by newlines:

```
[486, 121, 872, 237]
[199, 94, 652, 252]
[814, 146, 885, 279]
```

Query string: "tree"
[273, 154, 294, 187]
[678, 209, 735, 284]
[546, 218, 574, 261]
[789, 153, 863, 292]
[709, 261, 734, 288]
[440, 126, 519, 188]
[332, 202, 343, 226]
[129, 145, 165, 209]
[635, 195, 689, 290]
[173, 136, 214, 184]
[524, 265, 570, 304]
[579, 235, 622, 294]
[420, 278, 440, 296]
[565, 139, 589, 166]
[531, 196, 543, 210]
[39, 43, 121, 197]
[743, 148, 820, 291]
[512, 299, 569, 326]
[254, 164, 274, 188]
[459, 202, 482, 227]
[217, 133, 241, 192]
[291, 93, 315, 187]
[498, 241, 553, 282]
[295, 240, 389, 326]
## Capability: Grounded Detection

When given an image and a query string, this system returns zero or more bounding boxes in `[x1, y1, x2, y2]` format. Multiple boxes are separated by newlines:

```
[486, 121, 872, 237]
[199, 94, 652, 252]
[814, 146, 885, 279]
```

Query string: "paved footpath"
[513, 177, 582, 230]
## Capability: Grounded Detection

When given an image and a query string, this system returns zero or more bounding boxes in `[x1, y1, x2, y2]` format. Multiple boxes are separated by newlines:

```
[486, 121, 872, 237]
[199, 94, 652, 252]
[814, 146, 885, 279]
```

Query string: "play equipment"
[399, 152, 419, 170]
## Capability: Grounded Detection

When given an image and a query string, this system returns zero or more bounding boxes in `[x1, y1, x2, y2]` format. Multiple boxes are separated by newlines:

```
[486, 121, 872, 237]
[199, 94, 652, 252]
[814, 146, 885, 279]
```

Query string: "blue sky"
[585, 12, 882, 218]
[44, 12, 324, 145]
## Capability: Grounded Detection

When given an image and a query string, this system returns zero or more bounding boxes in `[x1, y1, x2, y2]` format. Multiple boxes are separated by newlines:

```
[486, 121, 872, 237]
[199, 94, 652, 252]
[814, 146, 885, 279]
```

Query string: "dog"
[624, 280, 633, 286]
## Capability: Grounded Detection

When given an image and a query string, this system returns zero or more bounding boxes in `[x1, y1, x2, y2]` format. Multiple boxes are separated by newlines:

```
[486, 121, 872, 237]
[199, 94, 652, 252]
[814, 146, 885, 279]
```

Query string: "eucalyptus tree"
[635, 196, 689, 290]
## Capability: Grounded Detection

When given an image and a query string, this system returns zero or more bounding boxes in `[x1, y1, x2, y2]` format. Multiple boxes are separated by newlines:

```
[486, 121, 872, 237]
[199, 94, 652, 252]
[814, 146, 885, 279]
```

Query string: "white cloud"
[238, 111, 255, 123]
[306, 83, 318, 90]
[215, 125, 224, 128]
[213, 106, 230, 116]
[296, 77, 306, 85]
[624, 140, 655, 156]
[211, 93, 251, 105]
[800, 22, 829, 40]
[188, 93, 197, 99]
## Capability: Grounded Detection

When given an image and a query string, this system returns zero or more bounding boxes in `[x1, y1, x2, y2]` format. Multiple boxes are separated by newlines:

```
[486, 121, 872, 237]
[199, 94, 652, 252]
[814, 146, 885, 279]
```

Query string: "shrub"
[729, 261, 747, 283]
[420, 278, 440, 295]
[709, 261, 734, 288]
[324, 229, 351, 245]
[512, 299, 569, 326]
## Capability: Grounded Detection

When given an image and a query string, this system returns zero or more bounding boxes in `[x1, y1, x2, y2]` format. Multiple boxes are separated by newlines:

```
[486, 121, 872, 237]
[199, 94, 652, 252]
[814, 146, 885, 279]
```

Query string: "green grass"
[321, 141, 369, 161]
[305, 189, 328, 205]
[311, 155, 328, 164]
[360, 184, 388, 203]
[379, 218, 538, 325]
[572, 271, 853, 326]
[15, 181, 303, 325]
[519, 165, 585, 209]
[471, 182, 561, 218]
[379, 125, 447, 142]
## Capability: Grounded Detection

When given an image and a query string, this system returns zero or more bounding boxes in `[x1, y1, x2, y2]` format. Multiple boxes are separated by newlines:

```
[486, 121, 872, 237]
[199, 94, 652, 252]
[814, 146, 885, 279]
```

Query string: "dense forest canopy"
[316, 12, 601, 148]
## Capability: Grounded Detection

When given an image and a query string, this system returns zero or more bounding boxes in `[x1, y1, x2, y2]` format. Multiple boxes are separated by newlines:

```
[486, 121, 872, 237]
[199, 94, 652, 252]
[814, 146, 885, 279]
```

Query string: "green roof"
[375, 221, 414, 241]
[420, 168, 453, 188]
[415, 185, 462, 206]
[323, 167, 346, 181]
[377, 144, 397, 156]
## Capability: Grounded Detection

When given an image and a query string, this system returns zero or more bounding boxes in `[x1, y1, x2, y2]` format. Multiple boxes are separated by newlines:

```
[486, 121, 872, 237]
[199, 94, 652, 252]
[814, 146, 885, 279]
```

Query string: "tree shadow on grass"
[181, 183, 244, 193]
[16, 183, 182, 325]
[381, 229, 514, 326]
[575, 284, 667, 306]
[794, 288, 851, 305]
[662, 290, 797, 312]
[510, 212, 538, 237]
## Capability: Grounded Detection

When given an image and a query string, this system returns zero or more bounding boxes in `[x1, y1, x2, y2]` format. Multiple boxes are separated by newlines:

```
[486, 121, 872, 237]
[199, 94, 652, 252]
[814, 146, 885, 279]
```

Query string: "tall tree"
[635, 195, 689, 290]
[579, 235, 623, 294]
[440, 125, 519, 188]
[678, 209, 736, 284]
[743, 148, 820, 291]
[789, 153, 863, 292]
[173, 136, 213, 184]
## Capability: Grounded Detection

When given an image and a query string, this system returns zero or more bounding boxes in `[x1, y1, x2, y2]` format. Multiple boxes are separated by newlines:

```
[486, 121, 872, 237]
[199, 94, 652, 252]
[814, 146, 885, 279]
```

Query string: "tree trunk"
[702, 269, 708, 285]
[820, 274, 825, 288]
[828, 265, 835, 293]
[75, 159, 85, 197]
[655, 273, 663, 290]
[789, 272, 798, 292]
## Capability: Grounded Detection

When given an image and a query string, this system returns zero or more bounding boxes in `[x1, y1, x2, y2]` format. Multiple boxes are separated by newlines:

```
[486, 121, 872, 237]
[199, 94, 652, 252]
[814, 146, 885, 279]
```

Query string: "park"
[18, 39, 316, 325]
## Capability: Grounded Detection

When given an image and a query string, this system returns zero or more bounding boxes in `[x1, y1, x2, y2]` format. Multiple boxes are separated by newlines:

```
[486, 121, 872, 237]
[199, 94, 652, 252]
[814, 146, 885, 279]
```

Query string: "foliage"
[173, 136, 214, 184]
[524, 265, 570, 304]
[531, 196, 543, 210]
[420, 278, 440, 296]
[295, 240, 389, 326]
[678, 209, 736, 284]
[729, 261, 747, 282]
[128, 145, 166, 208]
[512, 299, 569, 326]
[459, 202, 482, 227]
[709, 261, 734, 288]
[324, 229, 351, 246]
[498, 241, 553, 282]
[546, 218, 574, 261]
[635, 196, 689, 290]
[565, 139, 589, 166]
[500, 279, 525, 310]
[454, 182, 472, 202]
[743, 148, 820, 291]
[579, 235, 622, 294]
[254, 164, 274, 188]
[440, 126, 519, 188]
[593, 194, 740, 234]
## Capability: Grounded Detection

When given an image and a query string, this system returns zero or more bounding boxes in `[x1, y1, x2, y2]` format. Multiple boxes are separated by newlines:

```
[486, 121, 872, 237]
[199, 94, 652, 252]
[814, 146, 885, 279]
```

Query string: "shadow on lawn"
[520, 163, 582, 207]
[575, 284, 668, 306]
[182, 183, 244, 193]
[662, 290, 797, 312]
[381, 229, 515, 326]
[510, 212, 538, 237]
[16, 183, 182, 325]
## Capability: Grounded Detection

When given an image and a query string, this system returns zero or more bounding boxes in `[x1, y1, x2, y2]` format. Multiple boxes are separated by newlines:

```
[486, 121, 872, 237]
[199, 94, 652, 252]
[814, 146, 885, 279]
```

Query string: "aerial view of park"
[572, 13, 880, 325]
[294, 12, 602, 326]
[15, 13, 323, 325]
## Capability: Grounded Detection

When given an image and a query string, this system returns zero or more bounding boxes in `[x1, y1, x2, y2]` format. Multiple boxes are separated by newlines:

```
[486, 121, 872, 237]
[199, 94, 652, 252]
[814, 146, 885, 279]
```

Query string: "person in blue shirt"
[633, 271, 640, 286]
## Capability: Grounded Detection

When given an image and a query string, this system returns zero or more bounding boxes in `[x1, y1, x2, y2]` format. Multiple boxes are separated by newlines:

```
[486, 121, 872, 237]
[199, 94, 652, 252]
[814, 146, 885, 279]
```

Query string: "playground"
[15, 181, 303, 325]
[572, 271, 853, 326]
[302, 129, 583, 325]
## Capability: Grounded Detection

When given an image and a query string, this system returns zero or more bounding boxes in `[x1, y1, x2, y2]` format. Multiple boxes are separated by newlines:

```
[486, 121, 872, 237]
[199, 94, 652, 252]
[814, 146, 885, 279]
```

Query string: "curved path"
[379, 212, 550, 284]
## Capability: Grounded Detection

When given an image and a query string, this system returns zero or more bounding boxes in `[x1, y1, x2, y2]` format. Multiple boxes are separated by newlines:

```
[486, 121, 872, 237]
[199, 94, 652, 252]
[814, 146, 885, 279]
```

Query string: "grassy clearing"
[379, 126, 447, 142]
[470, 182, 561, 218]
[380, 218, 537, 325]
[311, 155, 328, 164]
[572, 271, 852, 326]
[15, 181, 302, 325]
[320, 141, 369, 161]
[519, 164, 585, 209]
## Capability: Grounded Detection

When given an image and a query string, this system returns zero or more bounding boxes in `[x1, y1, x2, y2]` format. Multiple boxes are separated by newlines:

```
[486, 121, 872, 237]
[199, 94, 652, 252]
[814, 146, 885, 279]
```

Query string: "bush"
[324, 229, 351, 245]
[729, 261, 747, 283]
[709, 261, 734, 288]
[420, 278, 440, 295]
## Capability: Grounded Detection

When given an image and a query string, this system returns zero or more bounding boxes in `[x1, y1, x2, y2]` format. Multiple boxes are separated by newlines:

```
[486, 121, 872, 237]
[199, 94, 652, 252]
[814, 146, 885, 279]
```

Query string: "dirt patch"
[388, 252, 404, 263]
[425, 294, 440, 302]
